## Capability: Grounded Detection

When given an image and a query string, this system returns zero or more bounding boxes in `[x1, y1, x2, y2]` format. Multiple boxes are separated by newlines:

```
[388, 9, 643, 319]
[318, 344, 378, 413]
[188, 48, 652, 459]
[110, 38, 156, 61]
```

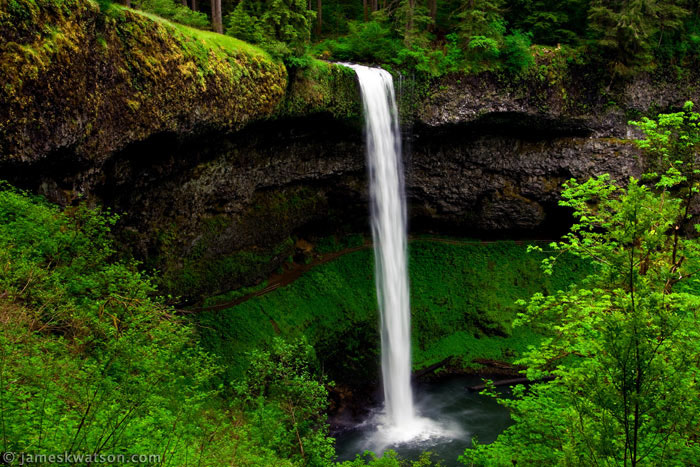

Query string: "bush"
[226, 0, 314, 59]
[463, 104, 700, 466]
[0, 183, 224, 461]
[0, 183, 332, 465]
[136, 0, 210, 29]
[315, 20, 402, 64]
[501, 30, 534, 73]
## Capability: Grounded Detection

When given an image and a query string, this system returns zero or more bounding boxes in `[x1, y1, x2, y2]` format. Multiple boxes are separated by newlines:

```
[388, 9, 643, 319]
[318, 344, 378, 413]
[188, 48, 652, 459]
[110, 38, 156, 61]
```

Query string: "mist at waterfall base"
[334, 376, 513, 465]
[339, 64, 511, 463]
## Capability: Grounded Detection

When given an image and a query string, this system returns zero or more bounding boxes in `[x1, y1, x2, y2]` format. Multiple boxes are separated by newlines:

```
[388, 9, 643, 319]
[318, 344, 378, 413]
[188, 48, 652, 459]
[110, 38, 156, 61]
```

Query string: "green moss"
[0, 0, 366, 164]
[194, 238, 592, 384]
[125, 7, 270, 60]
[278, 59, 362, 121]
[0, 0, 288, 162]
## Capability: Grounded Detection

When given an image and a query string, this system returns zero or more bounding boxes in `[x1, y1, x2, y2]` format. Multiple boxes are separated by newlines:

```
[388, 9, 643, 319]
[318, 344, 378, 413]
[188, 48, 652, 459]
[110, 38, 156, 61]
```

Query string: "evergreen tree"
[227, 0, 314, 58]
[455, 0, 506, 63]
[588, 0, 689, 75]
[508, 0, 590, 45]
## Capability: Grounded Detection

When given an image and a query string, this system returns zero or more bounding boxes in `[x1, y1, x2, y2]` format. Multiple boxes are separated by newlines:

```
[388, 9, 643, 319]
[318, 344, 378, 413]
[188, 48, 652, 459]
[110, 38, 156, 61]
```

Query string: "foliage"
[314, 1, 536, 75]
[394, 0, 432, 47]
[226, 0, 314, 59]
[234, 338, 336, 466]
[455, 0, 506, 51]
[315, 19, 403, 64]
[0, 184, 225, 463]
[588, 0, 691, 75]
[85, 0, 700, 78]
[506, 0, 590, 45]
[195, 238, 591, 384]
[135, 0, 209, 29]
[339, 450, 444, 466]
[463, 104, 700, 465]
[0, 184, 357, 466]
[501, 30, 535, 72]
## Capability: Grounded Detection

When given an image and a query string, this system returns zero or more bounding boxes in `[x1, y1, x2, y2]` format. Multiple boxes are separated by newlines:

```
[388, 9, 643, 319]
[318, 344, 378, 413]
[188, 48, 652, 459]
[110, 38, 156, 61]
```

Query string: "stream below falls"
[334, 375, 513, 465]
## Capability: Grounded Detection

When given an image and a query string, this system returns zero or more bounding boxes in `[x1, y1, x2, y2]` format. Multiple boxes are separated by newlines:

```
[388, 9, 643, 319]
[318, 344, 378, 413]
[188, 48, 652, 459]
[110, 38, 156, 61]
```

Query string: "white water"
[345, 64, 415, 429]
[344, 64, 457, 449]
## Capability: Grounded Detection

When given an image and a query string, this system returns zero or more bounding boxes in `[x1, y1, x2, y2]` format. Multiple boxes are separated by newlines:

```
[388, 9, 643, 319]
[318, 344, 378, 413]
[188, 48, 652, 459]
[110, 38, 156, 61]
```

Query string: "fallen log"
[413, 357, 453, 379]
[471, 358, 524, 371]
[467, 375, 556, 392]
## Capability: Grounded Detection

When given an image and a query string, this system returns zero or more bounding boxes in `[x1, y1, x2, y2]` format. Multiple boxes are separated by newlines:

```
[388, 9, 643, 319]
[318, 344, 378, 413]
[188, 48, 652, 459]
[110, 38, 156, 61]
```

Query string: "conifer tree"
[589, 0, 689, 74]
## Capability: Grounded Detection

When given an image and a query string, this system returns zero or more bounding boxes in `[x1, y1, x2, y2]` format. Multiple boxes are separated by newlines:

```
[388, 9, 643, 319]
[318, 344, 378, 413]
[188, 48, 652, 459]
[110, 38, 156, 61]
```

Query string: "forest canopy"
[123, 0, 700, 75]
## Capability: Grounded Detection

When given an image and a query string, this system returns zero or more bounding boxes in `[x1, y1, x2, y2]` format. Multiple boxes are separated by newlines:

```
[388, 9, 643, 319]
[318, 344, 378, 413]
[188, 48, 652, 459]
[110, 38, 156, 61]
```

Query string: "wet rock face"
[2, 102, 647, 299]
[87, 110, 643, 299]
[99, 117, 369, 298]
[416, 68, 700, 138]
[108, 117, 368, 252]
[407, 131, 642, 234]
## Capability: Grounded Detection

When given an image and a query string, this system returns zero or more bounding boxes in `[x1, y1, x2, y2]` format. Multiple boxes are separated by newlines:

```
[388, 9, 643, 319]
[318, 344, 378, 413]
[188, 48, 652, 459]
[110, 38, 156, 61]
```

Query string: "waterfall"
[345, 64, 415, 427]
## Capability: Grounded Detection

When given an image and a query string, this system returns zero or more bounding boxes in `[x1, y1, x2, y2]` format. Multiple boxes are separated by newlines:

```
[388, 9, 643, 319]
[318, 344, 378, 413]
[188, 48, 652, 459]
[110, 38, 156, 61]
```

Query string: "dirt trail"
[186, 237, 555, 312]
[187, 243, 371, 312]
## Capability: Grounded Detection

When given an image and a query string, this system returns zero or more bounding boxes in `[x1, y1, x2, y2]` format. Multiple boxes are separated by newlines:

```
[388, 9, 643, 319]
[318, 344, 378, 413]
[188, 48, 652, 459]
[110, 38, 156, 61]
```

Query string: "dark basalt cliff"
[2, 0, 699, 299]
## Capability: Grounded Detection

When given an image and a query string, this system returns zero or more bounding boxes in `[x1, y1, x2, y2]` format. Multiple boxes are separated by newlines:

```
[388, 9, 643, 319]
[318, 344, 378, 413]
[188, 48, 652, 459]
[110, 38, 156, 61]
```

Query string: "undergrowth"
[194, 238, 592, 384]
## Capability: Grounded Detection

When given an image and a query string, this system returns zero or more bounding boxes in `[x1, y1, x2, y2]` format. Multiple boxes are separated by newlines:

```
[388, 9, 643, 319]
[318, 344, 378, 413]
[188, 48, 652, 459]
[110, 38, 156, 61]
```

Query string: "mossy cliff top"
[0, 0, 360, 166]
[415, 49, 700, 135]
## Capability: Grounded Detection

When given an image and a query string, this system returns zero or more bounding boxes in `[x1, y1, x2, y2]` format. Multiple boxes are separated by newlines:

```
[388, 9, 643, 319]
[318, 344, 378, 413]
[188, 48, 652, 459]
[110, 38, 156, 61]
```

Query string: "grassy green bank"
[0, 0, 360, 165]
[194, 237, 592, 384]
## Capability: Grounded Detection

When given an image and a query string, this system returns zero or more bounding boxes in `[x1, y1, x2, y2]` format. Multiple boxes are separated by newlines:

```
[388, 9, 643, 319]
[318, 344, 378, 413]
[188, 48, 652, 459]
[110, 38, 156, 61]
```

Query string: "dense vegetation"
[0, 181, 590, 465]
[0, 185, 308, 465]
[462, 103, 700, 465]
[124, 0, 700, 75]
[3, 0, 700, 463]
[6, 104, 695, 466]
[0, 183, 437, 465]
[196, 239, 591, 385]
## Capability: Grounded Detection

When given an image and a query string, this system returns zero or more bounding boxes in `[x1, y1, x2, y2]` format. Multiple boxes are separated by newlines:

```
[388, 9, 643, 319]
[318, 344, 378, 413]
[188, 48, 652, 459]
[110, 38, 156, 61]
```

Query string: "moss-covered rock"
[0, 0, 361, 172]
[194, 239, 593, 385]
[416, 50, 700, 134]
[277, 60, 361, 121]
[0, 0, 286, 166]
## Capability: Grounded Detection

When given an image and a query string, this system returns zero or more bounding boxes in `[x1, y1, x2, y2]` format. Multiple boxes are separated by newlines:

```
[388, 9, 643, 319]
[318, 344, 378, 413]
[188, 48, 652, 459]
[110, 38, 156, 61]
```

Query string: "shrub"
[226, 0, 314, 59]
[136, 0, 210, 29]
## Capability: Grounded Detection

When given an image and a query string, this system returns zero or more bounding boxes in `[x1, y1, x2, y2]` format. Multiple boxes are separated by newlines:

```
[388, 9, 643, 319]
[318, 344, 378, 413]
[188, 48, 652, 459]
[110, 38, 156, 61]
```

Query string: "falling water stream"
[343, 63, 459, 449]
[345, 63, 415, 428]
[336, 63, 512, 463]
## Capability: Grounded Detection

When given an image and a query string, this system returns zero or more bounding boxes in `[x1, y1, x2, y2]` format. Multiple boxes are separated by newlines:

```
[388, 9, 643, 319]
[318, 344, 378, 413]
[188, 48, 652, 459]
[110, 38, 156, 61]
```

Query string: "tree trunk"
[181, 0, 186, 6]
[467, 376, 556, 392]
[428, 0, 437, 31]
[191, 0, 196, 11]
[211, 0, 223, 34]
[363, 0, 368, 21]
[404, 0, 415, 44]
[316, 0, 322, 35]
[413, 357, 452, 379]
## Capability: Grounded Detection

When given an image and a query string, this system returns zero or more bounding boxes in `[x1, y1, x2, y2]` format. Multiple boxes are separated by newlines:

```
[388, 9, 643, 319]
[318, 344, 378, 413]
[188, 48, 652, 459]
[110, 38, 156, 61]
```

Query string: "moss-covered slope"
[195, 238, 592, 385]
[0, 0, 360, 167]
